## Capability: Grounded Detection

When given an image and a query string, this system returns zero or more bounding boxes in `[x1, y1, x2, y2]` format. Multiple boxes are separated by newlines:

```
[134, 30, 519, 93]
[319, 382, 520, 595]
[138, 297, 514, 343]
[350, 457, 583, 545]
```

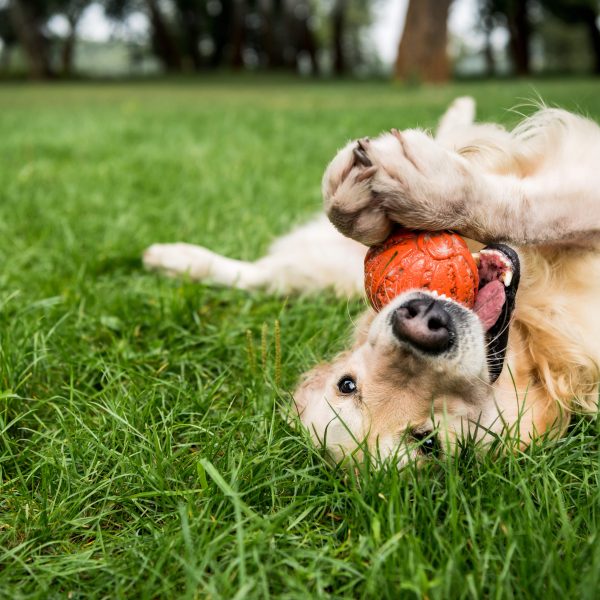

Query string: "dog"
[144, 97, 600, 466]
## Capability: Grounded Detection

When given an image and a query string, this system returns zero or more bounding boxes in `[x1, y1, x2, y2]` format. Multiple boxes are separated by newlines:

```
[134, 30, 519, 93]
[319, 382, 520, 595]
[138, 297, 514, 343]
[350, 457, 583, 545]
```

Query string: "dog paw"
[440, 96, 476, 130]
[143, 243, 214, 279]
[323, 129, 473, 245]
[322, 138, 393, 246]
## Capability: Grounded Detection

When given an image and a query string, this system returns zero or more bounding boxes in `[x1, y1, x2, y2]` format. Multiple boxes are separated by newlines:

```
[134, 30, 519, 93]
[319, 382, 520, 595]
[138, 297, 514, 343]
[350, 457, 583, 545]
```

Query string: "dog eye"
[337, 376, 357, 394]
[412, 431, 440, 456]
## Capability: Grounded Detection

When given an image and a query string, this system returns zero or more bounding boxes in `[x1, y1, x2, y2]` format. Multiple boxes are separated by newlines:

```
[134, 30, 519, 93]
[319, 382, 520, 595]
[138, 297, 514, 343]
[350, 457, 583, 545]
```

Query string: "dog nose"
[391, 298, 453, 354]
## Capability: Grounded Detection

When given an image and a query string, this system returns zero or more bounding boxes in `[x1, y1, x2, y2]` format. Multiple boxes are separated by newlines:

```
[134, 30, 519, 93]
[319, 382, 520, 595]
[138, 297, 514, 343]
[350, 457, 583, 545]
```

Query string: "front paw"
[323, 130, 473, 244]
[322, 138, 393, 245]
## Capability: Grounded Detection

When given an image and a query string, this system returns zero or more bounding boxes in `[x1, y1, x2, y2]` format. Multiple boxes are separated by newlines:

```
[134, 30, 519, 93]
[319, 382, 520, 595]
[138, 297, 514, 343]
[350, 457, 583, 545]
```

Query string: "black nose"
[391, 298, 453, 354]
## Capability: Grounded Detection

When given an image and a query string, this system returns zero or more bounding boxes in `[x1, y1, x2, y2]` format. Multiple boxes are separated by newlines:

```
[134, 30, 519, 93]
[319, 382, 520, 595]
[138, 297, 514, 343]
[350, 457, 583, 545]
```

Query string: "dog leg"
[324, 112, 600, 248]
[143, 243, 271, 289]
[323, 128, 476, 245]
[144, 217, 366, 295]
[435, 96, 476, 144]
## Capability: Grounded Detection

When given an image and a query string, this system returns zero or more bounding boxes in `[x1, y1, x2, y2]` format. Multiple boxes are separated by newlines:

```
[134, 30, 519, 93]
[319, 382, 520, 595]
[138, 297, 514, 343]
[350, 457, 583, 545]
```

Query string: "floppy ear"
[353, 309, 377, 347]
[292, 361, 334, 415]
[293, 348, 355, 415]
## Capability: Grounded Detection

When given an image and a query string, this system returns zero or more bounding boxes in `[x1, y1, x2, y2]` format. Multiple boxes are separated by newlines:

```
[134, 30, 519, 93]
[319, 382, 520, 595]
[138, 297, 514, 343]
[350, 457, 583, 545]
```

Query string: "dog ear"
[293, 348, 355, 415]
[352, 309, 377, 347]
[292, 362, 333, 415]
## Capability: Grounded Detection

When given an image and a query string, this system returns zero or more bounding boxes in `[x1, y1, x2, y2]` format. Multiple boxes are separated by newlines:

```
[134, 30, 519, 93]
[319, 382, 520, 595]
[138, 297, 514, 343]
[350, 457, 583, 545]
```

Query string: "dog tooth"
[472, 252, 480, 266]
[500, 256, 512, 269]
[480, 248, 513, 270]
[501, 270, 513, 287]
[497, 254, 512, 268]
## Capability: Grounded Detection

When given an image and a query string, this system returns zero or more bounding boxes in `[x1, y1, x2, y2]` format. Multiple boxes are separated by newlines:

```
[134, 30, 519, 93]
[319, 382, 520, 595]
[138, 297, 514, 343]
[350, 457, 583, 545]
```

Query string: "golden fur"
[144, 98, 600, 465]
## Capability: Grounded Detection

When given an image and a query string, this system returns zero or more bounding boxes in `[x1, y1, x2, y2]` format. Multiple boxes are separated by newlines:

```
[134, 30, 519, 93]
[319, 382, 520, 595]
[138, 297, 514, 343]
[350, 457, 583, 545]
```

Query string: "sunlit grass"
[0, 77, 599, 598]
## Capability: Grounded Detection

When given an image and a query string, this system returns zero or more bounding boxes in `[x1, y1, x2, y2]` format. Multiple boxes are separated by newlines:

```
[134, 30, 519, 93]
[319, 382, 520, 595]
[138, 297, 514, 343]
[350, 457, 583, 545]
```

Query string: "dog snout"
[391, 298, 454, 354]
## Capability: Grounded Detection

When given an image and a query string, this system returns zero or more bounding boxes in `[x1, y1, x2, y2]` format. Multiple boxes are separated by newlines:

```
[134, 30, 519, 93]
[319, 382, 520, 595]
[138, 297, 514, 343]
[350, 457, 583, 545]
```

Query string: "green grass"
[0, 77, 599, 598]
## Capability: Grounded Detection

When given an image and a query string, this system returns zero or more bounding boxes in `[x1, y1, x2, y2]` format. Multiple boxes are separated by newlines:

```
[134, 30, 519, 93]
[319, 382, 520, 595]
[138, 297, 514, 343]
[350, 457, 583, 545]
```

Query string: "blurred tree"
[537, 11, 594, 72]
[506, 0, 532, 75]
[346, 0, 376, 72]
[205, 0, 319, 73]
[331, 0, 346, 74]
[328, 0, 377, 76]
[59, 0, 88, 75]
[7, 0, 55, 78]
[3, 0, 376, 77]
[207, 0, 233, 68]
[476, 0, 499, 75]
[261, 0, 287, 68]
[7, 0, 89, 77]
[481, 12, 497, 75]
[230, 0, 245, 69]
[478, 0, 532, 75]
[0, 6, 18, 72]
[395, 0, 453, 82]
[172, 0, 203, 70]
[104, 0, 184, 71]
[145, 0, 183, 71]
[292, 0, 319, 74]
[479, 0, 600, 75]
[539, 0, 600, 73]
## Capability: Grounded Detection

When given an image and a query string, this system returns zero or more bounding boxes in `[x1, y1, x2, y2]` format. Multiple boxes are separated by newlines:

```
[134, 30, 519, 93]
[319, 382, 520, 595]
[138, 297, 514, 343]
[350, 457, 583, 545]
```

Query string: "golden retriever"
[144, 97, 600, 466]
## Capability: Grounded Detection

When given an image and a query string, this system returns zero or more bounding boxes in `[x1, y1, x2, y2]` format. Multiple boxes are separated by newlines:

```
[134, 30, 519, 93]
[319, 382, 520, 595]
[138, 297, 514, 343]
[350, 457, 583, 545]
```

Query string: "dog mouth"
[473, 247, 514, 330]
[472, 244, 521, 382]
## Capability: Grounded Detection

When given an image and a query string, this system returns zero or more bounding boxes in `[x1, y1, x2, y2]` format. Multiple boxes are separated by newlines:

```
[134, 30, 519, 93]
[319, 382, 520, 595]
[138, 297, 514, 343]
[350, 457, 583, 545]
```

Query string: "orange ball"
[365, 229, 479, 312]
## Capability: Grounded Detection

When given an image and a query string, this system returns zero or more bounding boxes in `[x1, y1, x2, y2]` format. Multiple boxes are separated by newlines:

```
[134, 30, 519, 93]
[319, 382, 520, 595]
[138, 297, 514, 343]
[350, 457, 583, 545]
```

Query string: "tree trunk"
[263, 0, 285, 69]
[296, 1, 319, 75]
[146, 0, 183, 72]
[506, 0, 530, 76]
[332, 0, 346, 75]
[395, 0, 452, 82]
[230, 0, 245, 70]
[8, 0, 52, 79]
[61, 32, 76, 76]
[482, 15, 495, 77]
[583, 7, 600, 75]
[301, 23, 319, 76]
[0, 45, 12, 72]
[61, 15, 80, 77]
[483, 32, 496, 76]
[181, 7, 203, 71]
[209, 0, 232, 68]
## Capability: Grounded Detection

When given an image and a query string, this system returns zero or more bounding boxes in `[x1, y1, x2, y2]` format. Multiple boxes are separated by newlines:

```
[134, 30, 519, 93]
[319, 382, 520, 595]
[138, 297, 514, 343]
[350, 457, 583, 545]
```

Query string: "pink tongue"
[473, 280, 506, 331]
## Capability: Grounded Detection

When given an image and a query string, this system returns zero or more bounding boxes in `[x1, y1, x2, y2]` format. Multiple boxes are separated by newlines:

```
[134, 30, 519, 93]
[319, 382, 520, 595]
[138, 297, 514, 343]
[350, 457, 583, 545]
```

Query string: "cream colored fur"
[144, 98, 600, 465]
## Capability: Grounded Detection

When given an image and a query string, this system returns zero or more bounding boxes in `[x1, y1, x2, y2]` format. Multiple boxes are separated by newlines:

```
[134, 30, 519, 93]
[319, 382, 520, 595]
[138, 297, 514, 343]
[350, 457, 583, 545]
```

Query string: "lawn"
[0, 77, 599, 599]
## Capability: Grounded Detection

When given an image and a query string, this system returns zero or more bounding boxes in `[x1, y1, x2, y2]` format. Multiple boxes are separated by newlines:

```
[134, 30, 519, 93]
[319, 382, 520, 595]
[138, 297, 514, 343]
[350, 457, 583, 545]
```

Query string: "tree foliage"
[477, 0, 600, 75]
[539, 0, 600, 72]
[2, 0, 378, 78]
[2, 0, 599, 79]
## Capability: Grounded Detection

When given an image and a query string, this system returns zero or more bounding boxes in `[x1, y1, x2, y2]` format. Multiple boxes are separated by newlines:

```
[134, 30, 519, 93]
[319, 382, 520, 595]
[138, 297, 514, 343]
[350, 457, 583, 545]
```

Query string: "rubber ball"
[364, 228, 479, 312]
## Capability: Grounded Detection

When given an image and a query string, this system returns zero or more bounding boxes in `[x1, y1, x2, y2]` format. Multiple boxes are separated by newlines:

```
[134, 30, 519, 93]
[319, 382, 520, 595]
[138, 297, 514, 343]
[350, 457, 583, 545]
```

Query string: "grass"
[0, 76, 599, 598]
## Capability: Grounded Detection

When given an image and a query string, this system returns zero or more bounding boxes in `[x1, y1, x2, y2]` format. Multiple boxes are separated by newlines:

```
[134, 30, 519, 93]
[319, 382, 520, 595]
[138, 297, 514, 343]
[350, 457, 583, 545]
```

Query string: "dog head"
[294, 246, 520, 466]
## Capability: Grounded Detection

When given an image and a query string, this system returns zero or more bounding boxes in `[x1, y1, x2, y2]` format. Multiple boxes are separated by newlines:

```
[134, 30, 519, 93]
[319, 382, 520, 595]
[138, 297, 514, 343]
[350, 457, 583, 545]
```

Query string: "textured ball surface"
[365, 229, 479, 312]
